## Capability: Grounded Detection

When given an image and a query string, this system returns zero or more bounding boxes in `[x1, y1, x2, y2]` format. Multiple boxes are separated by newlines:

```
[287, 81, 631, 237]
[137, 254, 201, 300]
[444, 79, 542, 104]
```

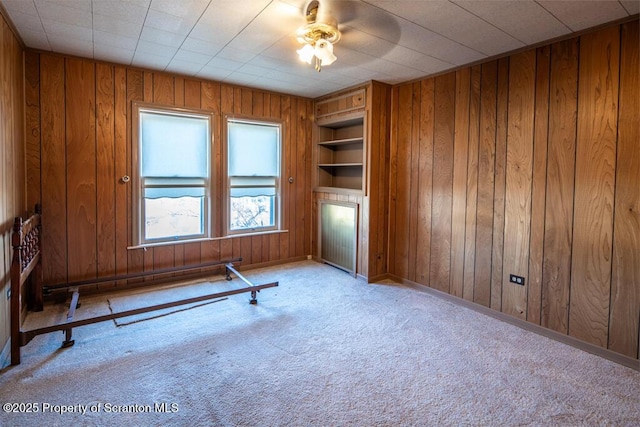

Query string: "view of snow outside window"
[145, 196, 204, 240]
[230, 195, 275, 230]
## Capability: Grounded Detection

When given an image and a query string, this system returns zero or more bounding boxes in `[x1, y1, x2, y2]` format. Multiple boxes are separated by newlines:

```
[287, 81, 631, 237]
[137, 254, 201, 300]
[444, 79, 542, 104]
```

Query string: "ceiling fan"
[295, 1, 341, 71]
[293, 0, 402, 71]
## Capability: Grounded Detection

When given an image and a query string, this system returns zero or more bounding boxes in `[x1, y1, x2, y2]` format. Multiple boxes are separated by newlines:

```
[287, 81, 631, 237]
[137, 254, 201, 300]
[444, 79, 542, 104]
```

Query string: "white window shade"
[134, 105, 213, 245]
[228, 121, 279, 177]
[141, 112, 209, 178]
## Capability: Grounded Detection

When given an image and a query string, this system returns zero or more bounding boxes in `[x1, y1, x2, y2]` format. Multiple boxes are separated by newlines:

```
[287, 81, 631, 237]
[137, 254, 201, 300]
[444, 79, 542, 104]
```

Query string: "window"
[226, 118, 281, 234]
[133, 104, 212, 245]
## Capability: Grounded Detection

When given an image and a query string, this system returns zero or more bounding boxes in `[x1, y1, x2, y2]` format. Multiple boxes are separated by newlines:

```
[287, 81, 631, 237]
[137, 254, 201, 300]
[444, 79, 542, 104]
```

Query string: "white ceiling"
[1, 0, 637, 98]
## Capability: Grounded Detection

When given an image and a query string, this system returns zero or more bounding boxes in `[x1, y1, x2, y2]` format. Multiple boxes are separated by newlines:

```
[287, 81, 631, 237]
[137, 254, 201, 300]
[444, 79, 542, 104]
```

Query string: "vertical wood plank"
[366, 83, 381, 277]
[12, 29, 24, 218]
[502, 50, 536, 319]
[241, 237, 252, 264]
[415, 79, 434, 286]
[408, 82, 421, 282]
[184, 242, 202, 267]
[262, 234, 270, 263]
[541, 38, 579, 333]
[491, 58, 509, 311]
[304, 101, 314, 257]
[143, 71, 153, 102]
[174, 244, 185, 276]
[40, 55, 67, 283]
[220, 239, 233, 262]
[241, 88, 252, 114]
[393, 84, 414, 278]
[114, 67, 128, 283]
[270, 93, 283, 262]
[253, 91, 264, 116]
[451, 68, 470, 298]
[570, 26, 620, 347]
[66, 58, 97, 281]
[296, 98, 309, 258]
[527, 47, 550, 323]
[201, 239, 220, 265]
[154, 246, 175, 271]
[463, 65, 481, 301]
[609, 20, 639, 358]
[388, 86, 400, 275]
[284, 96, 300, 262]
[252, 235, 263, 264]
[24, 52, 41, 210]
[429, 73, 455, 293]
[153, 73, 174, 105]
[96, 63, 116, 278]
[185, 79, 202, 109]
[287, 97, 298, 260]
[174, 76, 184, 106]
[475, 61, 498, 308]
[372, 82, 391, 278]
[279, 95, 290, 260]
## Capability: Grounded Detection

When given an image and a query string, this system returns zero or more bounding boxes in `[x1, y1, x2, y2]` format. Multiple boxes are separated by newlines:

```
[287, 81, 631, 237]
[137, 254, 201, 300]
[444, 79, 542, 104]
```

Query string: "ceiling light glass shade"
[314, 39, 336, 66]
[296, 43, 315, 64]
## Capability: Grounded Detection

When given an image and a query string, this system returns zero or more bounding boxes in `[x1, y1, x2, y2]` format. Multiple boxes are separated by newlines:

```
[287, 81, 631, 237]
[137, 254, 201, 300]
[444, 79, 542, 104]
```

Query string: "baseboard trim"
[238, 256, 310, 272]
[384, 274, 639, 372]
[367, 273, 394, 283]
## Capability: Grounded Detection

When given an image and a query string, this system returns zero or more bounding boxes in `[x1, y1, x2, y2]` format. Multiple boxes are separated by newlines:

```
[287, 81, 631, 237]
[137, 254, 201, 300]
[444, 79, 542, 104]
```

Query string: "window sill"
[127, 229, 289, 250]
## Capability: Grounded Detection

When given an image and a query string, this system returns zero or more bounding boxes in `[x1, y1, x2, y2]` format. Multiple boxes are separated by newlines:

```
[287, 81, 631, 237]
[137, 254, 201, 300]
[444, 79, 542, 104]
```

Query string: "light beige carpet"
[1, 260, 638, 426]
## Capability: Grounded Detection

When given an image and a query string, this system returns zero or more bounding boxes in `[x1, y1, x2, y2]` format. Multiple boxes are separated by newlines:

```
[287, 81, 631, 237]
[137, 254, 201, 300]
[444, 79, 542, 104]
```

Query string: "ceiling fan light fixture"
[295, 1, 340, 72]
[297, 43, 315, 64]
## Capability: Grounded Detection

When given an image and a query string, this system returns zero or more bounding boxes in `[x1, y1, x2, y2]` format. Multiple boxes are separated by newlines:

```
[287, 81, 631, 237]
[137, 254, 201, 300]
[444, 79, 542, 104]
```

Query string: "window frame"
[132, 102, 214, 247]
[223, 116, 283, 236]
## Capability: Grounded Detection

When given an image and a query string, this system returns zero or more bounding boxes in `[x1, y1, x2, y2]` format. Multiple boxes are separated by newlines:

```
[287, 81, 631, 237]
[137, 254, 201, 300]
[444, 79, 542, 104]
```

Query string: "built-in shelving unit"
[312, 82, 391, 281]
[315, 115, 365, 193]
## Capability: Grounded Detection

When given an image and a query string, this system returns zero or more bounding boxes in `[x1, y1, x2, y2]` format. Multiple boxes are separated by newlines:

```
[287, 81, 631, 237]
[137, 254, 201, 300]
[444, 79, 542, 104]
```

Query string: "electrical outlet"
[509, 274, 525, 286]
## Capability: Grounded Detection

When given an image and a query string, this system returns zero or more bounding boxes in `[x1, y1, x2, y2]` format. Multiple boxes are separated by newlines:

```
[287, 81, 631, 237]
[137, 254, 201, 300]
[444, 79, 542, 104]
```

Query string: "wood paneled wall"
[388, 20, 639, 360]
[0, 11, 25, 363]
[25, 52, 313, 289]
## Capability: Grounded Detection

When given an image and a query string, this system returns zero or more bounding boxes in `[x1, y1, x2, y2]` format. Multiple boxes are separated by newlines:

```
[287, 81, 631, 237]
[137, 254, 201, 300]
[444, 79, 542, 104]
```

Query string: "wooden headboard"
[10, 204, 43, 365]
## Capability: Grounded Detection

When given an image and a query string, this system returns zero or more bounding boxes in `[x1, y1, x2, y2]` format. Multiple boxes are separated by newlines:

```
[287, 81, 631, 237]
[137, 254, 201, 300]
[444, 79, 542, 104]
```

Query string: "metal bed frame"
[10, 205, 278, 365]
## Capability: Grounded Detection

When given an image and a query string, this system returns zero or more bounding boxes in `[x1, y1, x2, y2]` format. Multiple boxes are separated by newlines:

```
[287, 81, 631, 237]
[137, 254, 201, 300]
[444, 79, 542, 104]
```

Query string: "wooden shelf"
[315, 114, 365, 192]
[318, 163, 363, 167]
[318, 137, 363, 146]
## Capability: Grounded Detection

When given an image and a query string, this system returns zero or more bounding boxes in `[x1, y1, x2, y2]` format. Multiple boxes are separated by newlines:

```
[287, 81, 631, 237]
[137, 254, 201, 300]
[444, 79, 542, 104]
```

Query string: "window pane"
[145, 196, 204, 240]
[228, 121, 278, 177]
[141, 112, 209, 178]
[230, 195, 275, 230]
